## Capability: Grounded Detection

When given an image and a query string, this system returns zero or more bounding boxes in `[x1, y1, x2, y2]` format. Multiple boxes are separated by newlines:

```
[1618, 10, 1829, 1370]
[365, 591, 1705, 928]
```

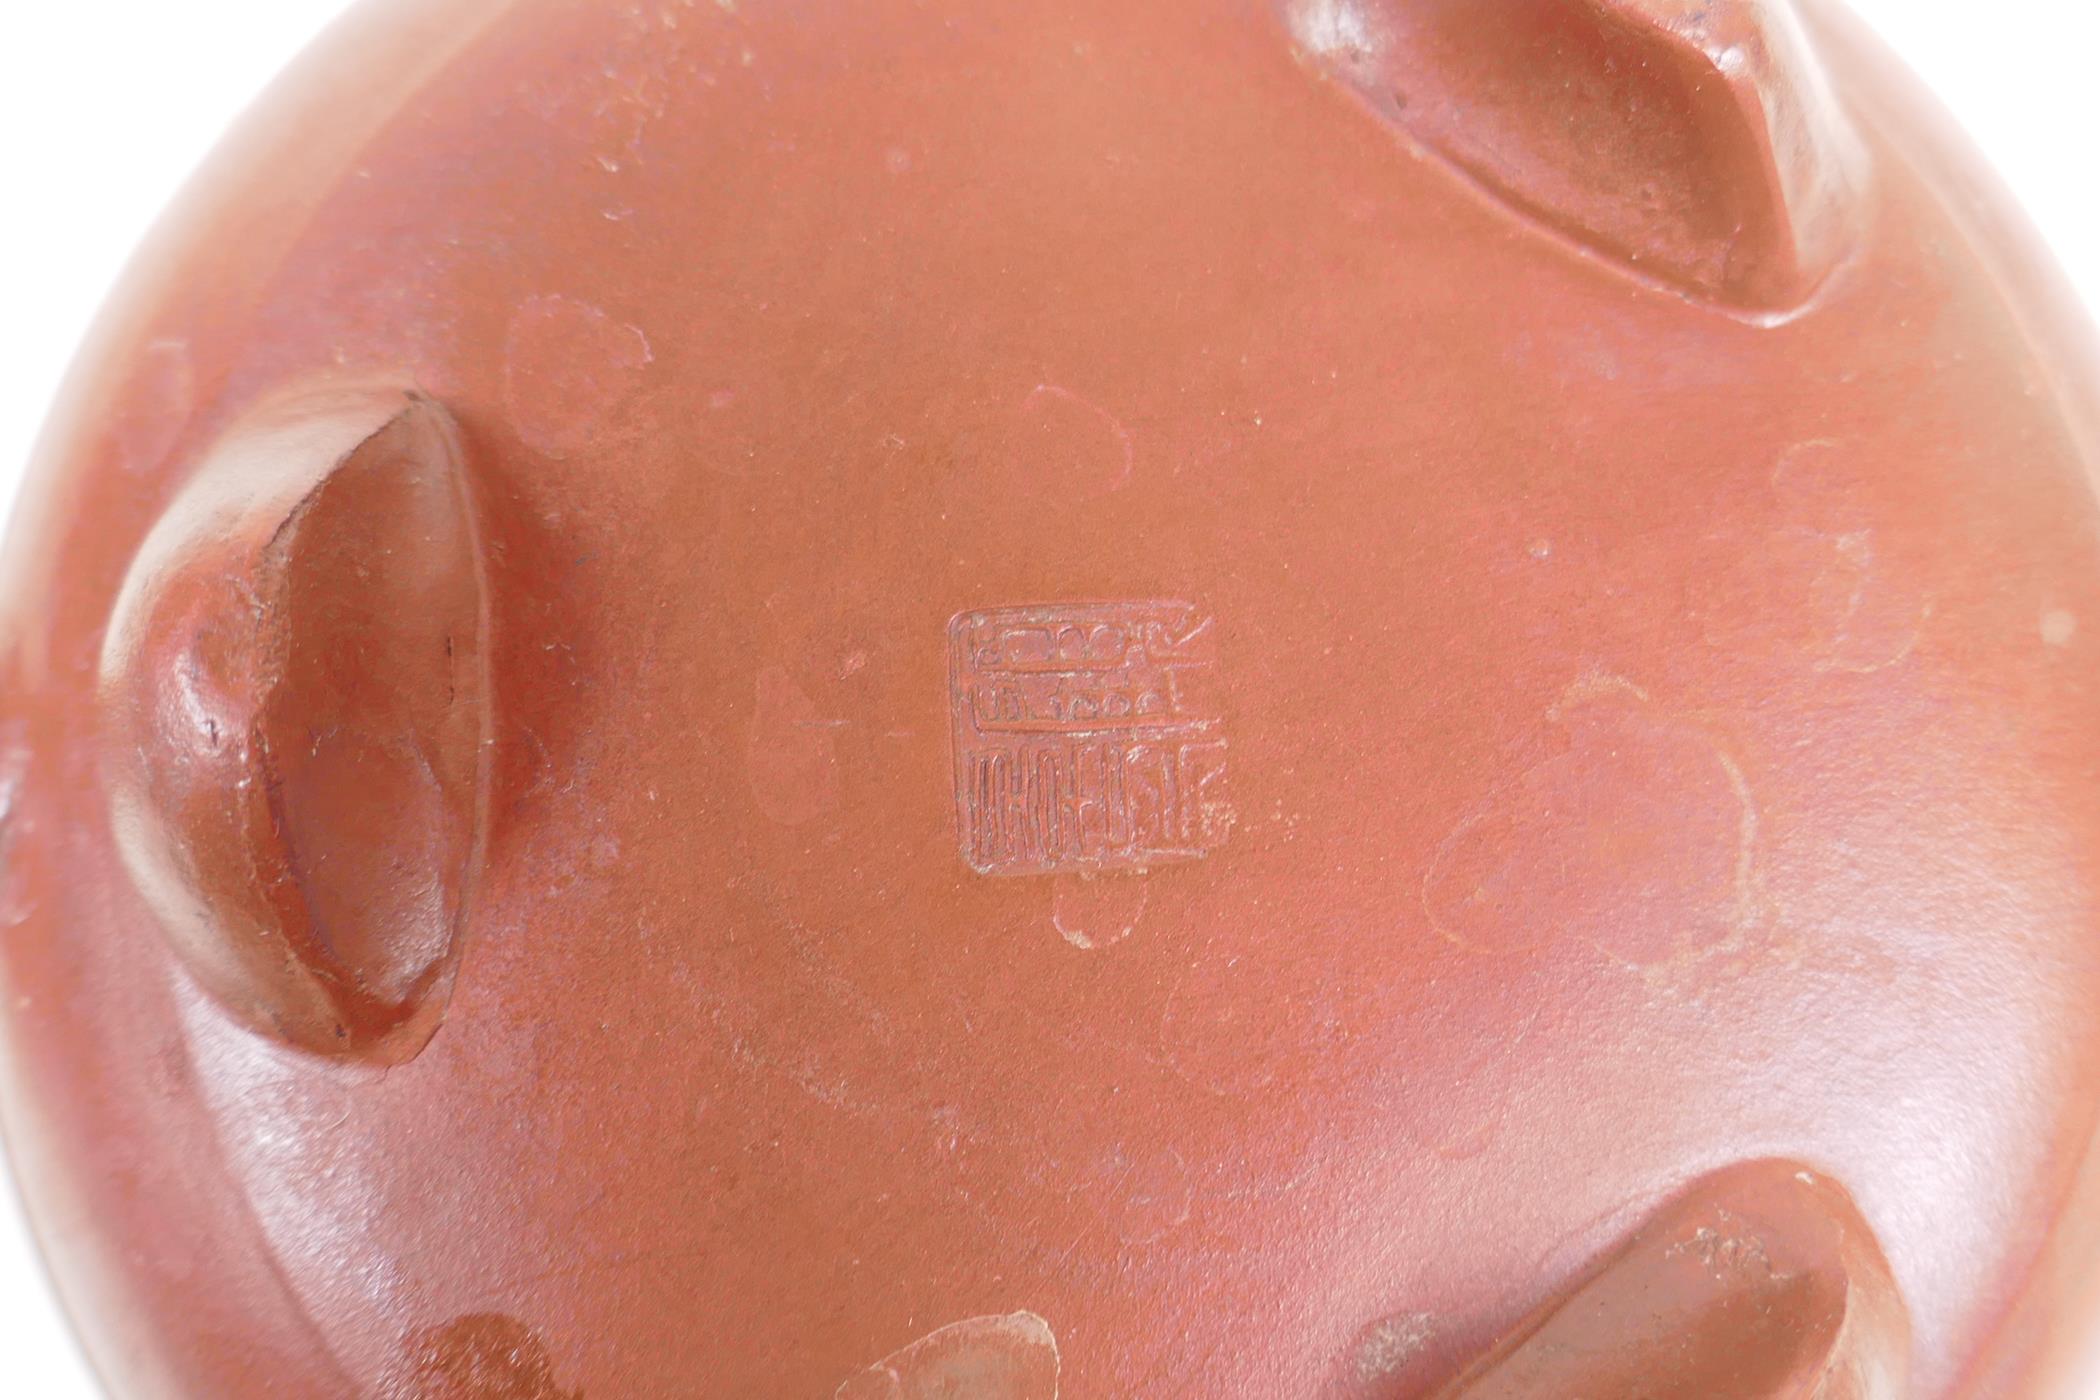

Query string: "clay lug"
[1282, 0, 1867, 311]
[1437, 1161, 1909, 1398]
[98, 379, 492, 1062]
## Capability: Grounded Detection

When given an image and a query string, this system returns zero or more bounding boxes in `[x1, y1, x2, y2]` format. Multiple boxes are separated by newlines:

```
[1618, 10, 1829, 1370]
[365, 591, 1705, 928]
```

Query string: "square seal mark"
[949, 601, 1231, 876]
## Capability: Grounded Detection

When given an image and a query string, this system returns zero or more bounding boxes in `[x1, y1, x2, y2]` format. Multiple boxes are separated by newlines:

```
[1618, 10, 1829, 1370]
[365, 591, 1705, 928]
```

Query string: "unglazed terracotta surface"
[3, 0, 2100, 1395]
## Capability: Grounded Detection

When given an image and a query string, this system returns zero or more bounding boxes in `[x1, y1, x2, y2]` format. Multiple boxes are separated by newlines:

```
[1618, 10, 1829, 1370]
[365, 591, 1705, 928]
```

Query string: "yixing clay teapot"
[4, 0, 2100, 1395]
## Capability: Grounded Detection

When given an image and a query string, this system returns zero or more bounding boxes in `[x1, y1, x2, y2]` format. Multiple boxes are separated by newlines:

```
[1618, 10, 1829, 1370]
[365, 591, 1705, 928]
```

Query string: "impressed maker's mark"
[949, 602, 1230, 876]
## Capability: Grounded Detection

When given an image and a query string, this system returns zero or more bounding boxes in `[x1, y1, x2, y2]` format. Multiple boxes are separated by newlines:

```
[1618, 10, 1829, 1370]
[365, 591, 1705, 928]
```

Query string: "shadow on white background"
[1, 1, 2097, 1395]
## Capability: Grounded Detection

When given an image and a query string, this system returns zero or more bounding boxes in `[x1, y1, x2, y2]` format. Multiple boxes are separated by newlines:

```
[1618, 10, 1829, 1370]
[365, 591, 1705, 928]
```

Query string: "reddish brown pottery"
[4, 1, 2100, 1396]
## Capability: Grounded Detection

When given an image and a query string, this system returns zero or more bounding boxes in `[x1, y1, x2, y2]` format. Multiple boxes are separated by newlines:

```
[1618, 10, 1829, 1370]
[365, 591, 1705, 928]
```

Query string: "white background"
[1, 2, 2097, 1394]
